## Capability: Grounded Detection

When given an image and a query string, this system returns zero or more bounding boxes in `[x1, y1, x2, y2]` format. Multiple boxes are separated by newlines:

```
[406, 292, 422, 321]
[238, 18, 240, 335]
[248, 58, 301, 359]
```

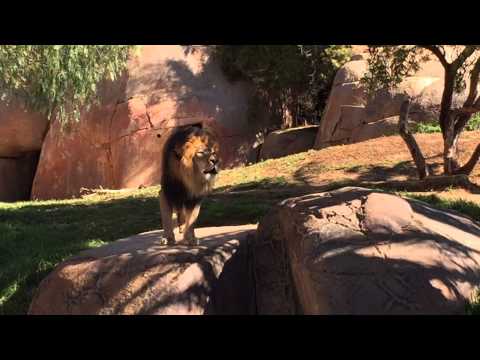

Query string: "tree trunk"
[448, 112, 480, 176]
[438, 69, 456, 135]
[454, 143, 480, 175]
[443, 117, 461, 174]
[398, 100, 430, 179]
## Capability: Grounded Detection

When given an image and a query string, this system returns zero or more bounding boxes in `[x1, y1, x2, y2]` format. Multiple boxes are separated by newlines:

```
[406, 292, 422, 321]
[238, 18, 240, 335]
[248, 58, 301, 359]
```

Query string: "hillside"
[217, 130, 480, 200]
[2, 131, 480, 314]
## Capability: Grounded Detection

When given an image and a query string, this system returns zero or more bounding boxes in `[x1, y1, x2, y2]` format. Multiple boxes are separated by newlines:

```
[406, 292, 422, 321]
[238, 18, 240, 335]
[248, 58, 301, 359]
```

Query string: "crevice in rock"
[110, 127, 152, 144]
[106, 101, 121, 189]
[331, 114, 343, 139]
[357, 195, 369, 234]
[145, 105, 154, 129]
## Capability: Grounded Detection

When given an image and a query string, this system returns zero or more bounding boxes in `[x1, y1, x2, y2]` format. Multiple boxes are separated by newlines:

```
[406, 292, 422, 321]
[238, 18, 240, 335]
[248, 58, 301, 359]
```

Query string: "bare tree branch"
[454, 143, 480, 175]
[463, 56, 480, 107]
[452, 46, 477, 70]
[474, 97, 480, 109]
[421, 45, 449, 69]
[398, 100, 430, 179]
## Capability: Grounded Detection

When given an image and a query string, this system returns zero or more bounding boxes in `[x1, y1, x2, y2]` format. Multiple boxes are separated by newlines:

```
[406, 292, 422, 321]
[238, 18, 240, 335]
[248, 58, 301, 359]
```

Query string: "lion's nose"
[210, 157, 218, 165]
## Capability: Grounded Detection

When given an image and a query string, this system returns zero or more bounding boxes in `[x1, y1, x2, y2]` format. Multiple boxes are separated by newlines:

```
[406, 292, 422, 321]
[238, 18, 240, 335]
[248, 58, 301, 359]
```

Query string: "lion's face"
[192, 144, 220, 182]
[173, 128, 220, 195]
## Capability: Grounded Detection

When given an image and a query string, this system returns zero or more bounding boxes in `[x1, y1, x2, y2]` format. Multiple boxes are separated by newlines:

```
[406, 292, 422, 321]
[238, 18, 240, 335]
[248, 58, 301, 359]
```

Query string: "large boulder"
[28, 225, 257, 315]
[314, 50, 472, 149]
[254, 187, 480, 314]
[31, 46, 267, 200]
[259, 125, 319, 161]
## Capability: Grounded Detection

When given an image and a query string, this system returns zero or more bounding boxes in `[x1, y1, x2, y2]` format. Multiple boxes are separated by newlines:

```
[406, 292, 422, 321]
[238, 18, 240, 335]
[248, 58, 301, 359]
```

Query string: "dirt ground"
[217, 130, 480, 204]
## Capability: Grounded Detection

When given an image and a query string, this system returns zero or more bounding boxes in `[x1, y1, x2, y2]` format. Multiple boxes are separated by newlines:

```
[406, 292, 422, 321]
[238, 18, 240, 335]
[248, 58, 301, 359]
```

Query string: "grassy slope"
[2, 131, 480, 314]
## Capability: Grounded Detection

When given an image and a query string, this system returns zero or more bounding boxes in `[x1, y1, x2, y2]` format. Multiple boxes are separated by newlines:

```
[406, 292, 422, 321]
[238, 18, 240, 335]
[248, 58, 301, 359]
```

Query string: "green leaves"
[0, 45, 134, 128]
[209, 45, 352, 125]
[361, 46, 426, 96]
[361, 45, 480, 98]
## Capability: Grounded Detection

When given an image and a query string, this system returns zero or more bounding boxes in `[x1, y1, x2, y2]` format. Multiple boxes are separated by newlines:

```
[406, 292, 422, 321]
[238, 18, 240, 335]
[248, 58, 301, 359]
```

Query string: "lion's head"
[168, 126, 220, 196]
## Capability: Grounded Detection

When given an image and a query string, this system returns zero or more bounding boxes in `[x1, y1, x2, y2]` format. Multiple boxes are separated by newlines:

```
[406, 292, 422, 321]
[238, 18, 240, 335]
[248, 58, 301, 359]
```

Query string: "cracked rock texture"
[31, 46, 266, 200]
[28, 225, 257, 315]
[254, 187, 480, 314]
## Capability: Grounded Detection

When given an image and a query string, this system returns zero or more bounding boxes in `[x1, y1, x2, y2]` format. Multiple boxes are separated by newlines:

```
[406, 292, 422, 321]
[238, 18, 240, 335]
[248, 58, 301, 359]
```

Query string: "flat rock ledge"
[28, 225, 257, 315]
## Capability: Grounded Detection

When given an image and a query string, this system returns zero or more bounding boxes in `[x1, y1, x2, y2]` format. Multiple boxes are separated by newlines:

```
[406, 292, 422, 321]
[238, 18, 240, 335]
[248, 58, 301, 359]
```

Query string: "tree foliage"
[362, 45, 480, 177]
[208, 45, 352, 128]
[0, 45, 135, 127]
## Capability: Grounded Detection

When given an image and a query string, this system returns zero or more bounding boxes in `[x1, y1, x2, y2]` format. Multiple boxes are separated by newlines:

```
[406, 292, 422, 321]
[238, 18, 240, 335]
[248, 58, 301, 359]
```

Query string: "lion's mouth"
[204, 167, 218, 175]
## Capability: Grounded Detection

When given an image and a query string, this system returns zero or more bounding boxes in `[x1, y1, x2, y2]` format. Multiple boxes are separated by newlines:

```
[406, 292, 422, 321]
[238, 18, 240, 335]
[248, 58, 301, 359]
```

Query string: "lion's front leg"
[177, 207, 186, 234]
[183, 204, 201, 246]
[159, 190, 175, 245]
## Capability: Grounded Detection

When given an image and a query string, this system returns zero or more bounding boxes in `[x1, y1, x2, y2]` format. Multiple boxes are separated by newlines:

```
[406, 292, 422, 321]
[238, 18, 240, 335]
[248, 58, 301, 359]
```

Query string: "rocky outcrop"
[254, 187, 480, 314]
[28, 225, 256, 315]
[259, 125, 319, 161]
[31, 46, 267, 200]
[314, 51, 471, 149]
[0, 99, 48, 202]
[0, 100, 48, 158]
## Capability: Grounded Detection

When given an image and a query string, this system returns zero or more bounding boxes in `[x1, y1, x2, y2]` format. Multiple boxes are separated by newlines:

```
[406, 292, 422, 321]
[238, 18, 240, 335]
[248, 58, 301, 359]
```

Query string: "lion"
[159, 124, 220, 246]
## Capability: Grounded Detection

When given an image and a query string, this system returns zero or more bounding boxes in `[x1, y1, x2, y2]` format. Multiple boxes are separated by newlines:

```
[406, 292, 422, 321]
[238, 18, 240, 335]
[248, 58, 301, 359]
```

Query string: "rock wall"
[31, 46, 266, 200]
[0, 99, 48, 202]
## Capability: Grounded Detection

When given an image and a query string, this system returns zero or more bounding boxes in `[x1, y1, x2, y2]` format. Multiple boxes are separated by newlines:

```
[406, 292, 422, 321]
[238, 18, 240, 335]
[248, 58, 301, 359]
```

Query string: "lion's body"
[159, 125, 220, 245]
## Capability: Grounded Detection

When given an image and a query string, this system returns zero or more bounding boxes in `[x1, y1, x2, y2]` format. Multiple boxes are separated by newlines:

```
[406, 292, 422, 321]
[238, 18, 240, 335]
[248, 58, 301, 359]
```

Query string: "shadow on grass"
[344, 160, 445, 182]
[3, 171, 480, 314]
[0, 187, 282, 314]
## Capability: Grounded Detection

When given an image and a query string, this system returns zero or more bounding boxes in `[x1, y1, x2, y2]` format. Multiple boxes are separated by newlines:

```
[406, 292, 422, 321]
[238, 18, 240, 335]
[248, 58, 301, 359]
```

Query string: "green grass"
[413, 113, 480, 134]
[467, 113, 480, 131]
[2, 147, 480, 314]
[0, 186, 279, 314]
[413, 122, 442, 134]
[405, 193, 480, 221]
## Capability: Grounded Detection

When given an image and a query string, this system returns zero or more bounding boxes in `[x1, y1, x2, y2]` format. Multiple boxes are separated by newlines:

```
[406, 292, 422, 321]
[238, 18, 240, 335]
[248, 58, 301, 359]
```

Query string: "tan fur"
[160, 127, 220, 245]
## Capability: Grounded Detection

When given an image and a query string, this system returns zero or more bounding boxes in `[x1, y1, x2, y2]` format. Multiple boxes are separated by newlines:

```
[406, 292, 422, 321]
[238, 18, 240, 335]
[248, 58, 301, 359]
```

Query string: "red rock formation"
[0, 99, 48, 202]
[0, 100, 48, 158]
[31, 46, 263, 200]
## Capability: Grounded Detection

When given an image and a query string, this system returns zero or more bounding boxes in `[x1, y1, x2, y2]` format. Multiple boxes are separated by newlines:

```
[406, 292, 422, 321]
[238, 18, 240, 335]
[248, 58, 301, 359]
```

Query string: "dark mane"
[161, 125, 206, 210]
